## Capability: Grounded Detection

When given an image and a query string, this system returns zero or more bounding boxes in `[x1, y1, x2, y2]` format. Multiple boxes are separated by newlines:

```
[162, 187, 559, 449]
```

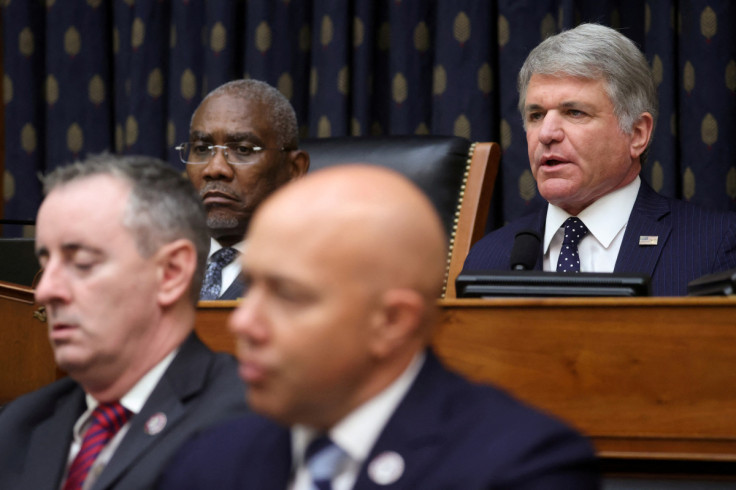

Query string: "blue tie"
[305, 435, 346, 490]
[556, 217, 589, 273]
[200, 247, 238, 300]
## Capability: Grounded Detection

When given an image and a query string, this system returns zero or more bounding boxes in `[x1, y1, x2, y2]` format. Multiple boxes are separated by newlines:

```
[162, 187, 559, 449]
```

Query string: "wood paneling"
[0, 281, 58, 404]
[433, 297, 736, 462]
[5, 287, 736, 467]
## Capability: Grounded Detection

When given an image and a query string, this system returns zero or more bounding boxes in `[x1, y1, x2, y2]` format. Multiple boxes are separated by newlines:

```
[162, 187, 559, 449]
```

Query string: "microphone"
[510, 230, 541, 270]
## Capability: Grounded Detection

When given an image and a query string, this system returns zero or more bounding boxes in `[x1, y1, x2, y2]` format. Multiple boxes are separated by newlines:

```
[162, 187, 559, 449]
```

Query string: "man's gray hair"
[518, 23, 658, 141]
[193, 79, 300, 150]
[43, 153, 209, 304]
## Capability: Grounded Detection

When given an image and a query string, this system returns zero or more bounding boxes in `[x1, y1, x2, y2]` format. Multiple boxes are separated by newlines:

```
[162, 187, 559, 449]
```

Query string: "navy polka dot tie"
[556, 217, 589, 273]
[200, 247, 239, 300]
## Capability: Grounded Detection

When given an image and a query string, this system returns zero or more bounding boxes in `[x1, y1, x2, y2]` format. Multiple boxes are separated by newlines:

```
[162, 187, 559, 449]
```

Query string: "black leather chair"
[0, 238, 38, 287]
[301, 136, 500, 298]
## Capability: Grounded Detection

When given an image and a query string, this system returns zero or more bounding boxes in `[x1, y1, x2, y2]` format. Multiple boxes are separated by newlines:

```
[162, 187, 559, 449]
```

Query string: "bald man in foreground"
[160, 165, 600, 489]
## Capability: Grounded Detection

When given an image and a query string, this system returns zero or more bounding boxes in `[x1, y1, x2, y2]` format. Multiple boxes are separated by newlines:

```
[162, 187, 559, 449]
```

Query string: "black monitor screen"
[687, 268, 736, 296]
[456, 270, 651, 298]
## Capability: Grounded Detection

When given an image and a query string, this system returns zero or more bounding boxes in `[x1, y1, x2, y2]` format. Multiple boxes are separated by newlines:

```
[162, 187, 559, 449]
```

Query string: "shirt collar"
[291, 351, 426, 468]
[75, 348, 178, 438]
[544, 176, 640, 252]
[209, 237, 246, 258]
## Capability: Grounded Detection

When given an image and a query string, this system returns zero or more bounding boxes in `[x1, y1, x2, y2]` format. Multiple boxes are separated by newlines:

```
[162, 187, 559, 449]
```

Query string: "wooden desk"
[195, 297, 736, 467]
[0, 281, 57, 404]
[4, 285, 736, 468]
[433, 297, 736, 465]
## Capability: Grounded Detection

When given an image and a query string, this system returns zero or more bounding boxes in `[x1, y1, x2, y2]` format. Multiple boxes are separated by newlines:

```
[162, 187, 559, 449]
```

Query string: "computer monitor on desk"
[687, 267, 736, 296]
[455, 270, 652, 298]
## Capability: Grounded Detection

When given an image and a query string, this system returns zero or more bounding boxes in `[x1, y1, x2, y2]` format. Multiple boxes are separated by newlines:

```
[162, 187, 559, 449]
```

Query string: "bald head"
[252, 164, 448, 304]
[229, 164, 449, 428]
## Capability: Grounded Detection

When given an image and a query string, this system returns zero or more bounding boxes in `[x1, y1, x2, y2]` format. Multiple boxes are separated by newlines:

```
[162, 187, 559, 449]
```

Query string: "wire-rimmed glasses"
[175, 142, 288, 165]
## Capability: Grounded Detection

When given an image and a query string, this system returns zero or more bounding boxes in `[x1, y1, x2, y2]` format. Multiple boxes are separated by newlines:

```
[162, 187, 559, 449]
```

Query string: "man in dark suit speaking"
[160, 165, 600, 489]
[463, 23, 736, 296]
[0, 154, 247, 489]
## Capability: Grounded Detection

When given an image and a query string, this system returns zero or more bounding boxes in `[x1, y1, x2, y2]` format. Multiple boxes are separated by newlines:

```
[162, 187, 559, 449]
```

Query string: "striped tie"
[305, 435, 347, 490]
[62, 401, 131, 490]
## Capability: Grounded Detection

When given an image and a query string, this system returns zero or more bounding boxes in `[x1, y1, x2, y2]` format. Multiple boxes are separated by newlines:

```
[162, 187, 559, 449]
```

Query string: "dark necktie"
[200, 247, 239, 300]
[556, 217, 589, 273]
[62, 401, 131, 490]
[305, 435, 347, 490]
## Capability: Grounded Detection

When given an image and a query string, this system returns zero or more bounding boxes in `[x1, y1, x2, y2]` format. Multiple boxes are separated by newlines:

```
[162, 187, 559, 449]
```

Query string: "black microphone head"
[510, 229, 541, 270]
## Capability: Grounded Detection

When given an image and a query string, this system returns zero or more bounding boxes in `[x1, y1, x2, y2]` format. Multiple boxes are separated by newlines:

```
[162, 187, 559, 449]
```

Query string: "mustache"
[45, 309, 79, 327]
[199, 182, 237, 198]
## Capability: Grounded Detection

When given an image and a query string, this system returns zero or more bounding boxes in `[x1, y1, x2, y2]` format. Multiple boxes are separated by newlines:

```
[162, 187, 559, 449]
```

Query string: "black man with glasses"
[177, 79, 310, 300]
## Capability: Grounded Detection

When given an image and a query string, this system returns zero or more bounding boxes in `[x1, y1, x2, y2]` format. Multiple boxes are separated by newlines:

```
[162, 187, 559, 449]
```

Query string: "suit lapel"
[353, 351, 452, 489]
[22, 385, 86, 489]
[614, 181, 672, 278]
[92, 334, 211, 489]
[253, 425, 293, 490]
[534, 207, 548, 270]
[219, 275, 245, 300]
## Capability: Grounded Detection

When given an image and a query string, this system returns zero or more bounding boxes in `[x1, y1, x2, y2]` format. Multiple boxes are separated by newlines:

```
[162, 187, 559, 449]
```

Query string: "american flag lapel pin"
[639, 236, 658, 246]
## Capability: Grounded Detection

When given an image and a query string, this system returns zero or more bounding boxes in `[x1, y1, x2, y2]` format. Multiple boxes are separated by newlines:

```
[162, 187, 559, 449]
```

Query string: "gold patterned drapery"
[2, 1, 736, 237]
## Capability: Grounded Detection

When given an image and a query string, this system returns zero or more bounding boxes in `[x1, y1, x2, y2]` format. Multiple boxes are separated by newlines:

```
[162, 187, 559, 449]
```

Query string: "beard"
[207, 213, 241, 232]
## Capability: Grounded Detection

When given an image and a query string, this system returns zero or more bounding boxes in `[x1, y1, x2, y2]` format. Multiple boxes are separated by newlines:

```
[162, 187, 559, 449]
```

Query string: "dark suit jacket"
[219, 275, 245, 300]
[210, 242, 244, 299]
[0, 333, 248, 490]
[159, 350, 600, 489]
[463, 181, 736, 296]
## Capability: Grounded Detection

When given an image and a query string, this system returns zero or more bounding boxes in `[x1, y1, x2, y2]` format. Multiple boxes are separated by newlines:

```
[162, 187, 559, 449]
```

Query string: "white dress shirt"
[543, 177, 640, 272]
[63, 349, 177, 490]
[208, 238, 245, 294]
[289, 352, 426, 490]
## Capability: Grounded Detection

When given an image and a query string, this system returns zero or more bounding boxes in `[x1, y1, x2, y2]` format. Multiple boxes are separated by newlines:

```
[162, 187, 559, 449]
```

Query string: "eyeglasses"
[175, 142, 288, 165]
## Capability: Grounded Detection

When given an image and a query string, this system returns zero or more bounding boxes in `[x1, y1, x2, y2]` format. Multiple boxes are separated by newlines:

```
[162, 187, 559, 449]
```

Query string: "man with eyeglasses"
[177, 79, 310, 300]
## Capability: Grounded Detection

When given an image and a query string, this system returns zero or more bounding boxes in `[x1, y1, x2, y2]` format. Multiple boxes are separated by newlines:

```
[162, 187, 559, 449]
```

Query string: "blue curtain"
[3, 0, 735, 237]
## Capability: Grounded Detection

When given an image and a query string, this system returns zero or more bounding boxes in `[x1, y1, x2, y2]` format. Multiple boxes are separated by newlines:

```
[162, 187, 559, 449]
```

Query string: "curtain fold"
[2, 0, 735, 237]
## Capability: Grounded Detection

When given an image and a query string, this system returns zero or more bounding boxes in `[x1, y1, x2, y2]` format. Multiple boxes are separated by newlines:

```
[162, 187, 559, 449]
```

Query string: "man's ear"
[368, 288, 426, 358]
[155, 239, 197, 307]
[287, 150, 310, 179]
[630, 112, 654, 160]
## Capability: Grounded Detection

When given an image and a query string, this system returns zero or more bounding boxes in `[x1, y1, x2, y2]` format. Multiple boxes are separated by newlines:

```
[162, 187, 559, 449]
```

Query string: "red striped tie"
[62, 401, 131, 490]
